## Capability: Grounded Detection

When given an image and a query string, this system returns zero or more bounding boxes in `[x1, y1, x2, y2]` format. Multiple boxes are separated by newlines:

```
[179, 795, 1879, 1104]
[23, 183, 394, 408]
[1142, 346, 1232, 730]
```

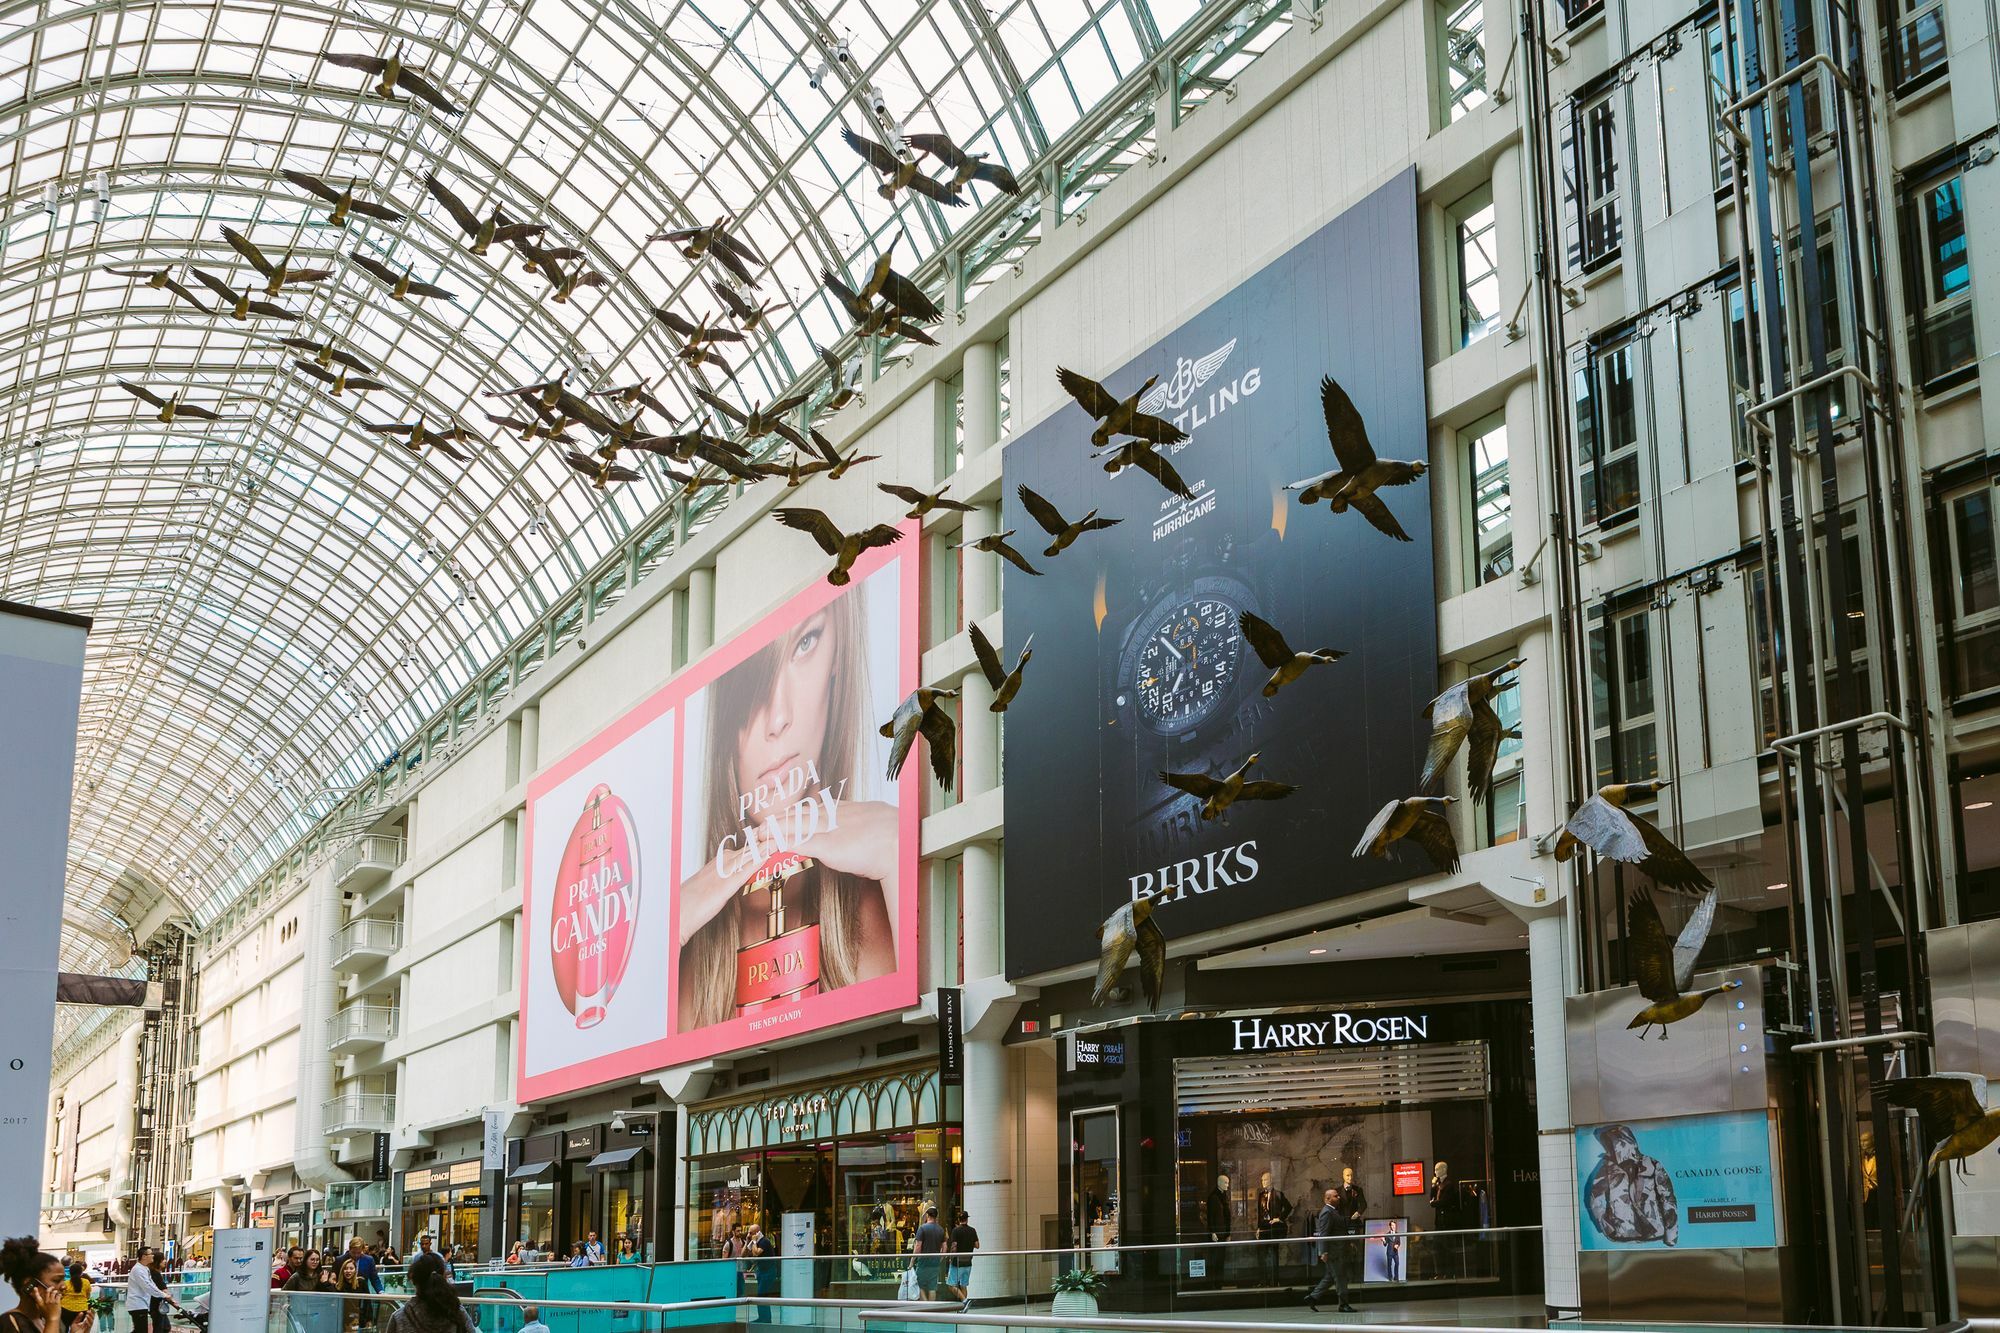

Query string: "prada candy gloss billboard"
[1001, 170, 1437, 981]
[518, 536, 919, 1101]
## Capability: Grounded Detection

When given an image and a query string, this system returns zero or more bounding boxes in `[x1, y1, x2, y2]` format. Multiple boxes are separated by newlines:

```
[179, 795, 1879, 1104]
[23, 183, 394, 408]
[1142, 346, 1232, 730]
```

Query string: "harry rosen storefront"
[1037, 994, 1544, 1309]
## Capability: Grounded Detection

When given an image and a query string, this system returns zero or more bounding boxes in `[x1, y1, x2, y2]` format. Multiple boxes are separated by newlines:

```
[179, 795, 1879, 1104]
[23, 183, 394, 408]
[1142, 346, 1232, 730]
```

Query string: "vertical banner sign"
[0, 601, 89, 1237]
[208, 1229, 275, 1333]
[938, 987, 964, 1086]
[481, 1109, 507, 1171]
[371, 1134, 391, 1182]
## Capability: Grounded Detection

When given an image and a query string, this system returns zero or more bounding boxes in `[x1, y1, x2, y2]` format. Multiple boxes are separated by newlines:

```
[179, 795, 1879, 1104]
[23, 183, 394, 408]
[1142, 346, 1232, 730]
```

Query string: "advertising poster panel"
[519, 537, 918, 1100]
[208, 1229, 275, 1333]
[1574, 1108, 1780, 1250]
[1001, 171, 1436, 979]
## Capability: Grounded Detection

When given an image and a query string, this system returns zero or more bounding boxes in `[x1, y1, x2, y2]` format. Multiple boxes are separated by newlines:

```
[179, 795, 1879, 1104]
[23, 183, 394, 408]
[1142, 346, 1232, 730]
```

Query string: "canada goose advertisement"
[1000, 170, 1438, 982]
[1574, 1110, 1781, 1250]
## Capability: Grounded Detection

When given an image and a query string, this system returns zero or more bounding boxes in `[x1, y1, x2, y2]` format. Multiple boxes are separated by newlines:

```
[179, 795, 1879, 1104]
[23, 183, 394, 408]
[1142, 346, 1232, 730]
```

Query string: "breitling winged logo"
[1139, 338, 1238, 415]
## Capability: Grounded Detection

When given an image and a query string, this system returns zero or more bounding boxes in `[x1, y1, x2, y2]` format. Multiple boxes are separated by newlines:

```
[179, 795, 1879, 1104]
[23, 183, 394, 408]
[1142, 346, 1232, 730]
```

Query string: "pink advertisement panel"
[518, 533, 919, 1101]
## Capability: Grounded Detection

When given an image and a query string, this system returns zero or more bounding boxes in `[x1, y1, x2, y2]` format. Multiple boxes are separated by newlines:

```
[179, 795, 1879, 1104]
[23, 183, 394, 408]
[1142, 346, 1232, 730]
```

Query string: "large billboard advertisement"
[1574, 1109, 1780, 1250]
[1001, 170, 1435, 981]
[519, 538, 919, 1101]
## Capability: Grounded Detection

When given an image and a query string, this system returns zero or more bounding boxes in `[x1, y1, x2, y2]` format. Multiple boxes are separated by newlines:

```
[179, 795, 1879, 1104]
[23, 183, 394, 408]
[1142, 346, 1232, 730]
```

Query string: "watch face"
[1124, 590, 1245, 735]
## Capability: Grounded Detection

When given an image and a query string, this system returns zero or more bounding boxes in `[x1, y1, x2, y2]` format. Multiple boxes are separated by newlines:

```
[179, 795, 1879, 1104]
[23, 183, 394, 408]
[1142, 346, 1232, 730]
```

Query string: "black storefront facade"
[505, 1111, 670, 1259]
[1049, 993, 1542, 1310]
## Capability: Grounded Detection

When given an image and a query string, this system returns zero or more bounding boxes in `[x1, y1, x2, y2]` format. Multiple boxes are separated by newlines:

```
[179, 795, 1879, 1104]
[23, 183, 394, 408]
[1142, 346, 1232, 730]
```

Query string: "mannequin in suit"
[1255, 1171, 1293, 1282]
[1206, 1173, 1232, 1242]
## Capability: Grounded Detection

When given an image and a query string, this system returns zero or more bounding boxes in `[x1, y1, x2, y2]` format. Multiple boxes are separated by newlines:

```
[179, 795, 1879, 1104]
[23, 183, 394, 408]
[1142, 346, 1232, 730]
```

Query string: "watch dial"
[1130, 596, 1244, 732]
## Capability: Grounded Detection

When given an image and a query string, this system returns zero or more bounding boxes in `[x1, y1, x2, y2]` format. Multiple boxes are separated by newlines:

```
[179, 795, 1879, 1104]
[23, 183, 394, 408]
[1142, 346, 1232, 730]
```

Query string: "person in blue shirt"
[348, 1240, 380, 1294]
[582, 1233, 605, 1266]
[518, 1308, 549, 1333]
[566, 1244, 588, 1269]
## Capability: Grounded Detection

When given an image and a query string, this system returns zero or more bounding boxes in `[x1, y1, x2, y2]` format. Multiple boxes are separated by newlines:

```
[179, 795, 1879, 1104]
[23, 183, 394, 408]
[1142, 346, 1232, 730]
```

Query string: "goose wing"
[282, 170, 343, 204]
[1016, 485, 1069, 537]
[1057, 367, 1118, 419]
[918, 703, 957, 791]
[1628, 808, 1715, 891]
[1877, 1074, 1991, 1140]
[1092, 904, 1138, 1008]
[1350, 492, 1413, 542]
[841, 127, 902, 175]
[1407, 807, 1462, 874]
[968, 622, 1006, 691]
[771, 507, 843, 556]
[1161, 769, 1224, 800]
[1671, 889, 1719, 993]
[1563, 795, 1650, 864]
[1352, 800, 1401, 859]
[424, 173, 482, 237]
[1320, 374, 1379, 472]
[1237, 611, 1294, 670]
[1626, 891, 1679, 1002]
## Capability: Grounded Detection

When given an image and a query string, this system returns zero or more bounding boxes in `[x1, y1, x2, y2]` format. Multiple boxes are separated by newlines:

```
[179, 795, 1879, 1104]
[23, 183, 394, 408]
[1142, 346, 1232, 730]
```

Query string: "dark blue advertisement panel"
[1001, 170, 1436, 981]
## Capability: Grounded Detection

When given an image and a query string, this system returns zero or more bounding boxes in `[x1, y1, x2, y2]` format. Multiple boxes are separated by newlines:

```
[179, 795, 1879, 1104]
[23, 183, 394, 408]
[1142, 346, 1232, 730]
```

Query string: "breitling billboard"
[1001, 169, 1437, 982]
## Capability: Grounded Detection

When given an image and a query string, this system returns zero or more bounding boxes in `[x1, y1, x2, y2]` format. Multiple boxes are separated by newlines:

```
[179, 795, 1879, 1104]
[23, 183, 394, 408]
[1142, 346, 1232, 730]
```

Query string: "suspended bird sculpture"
[711, 279, 783, 332]
[694, 387, 808, 449]
[654, 309, 745, 371]
[1237, 611, 1345, 698]
[107, 265, 209, 312]
[1017, 485, 1120, 557]
[1285, 375, 1427, 542]
[350, 253, 456, 303]
[967, 623, 1033, 711]
[1057, 367, 1189, 450]
[905, 132, 1023, 195]
[187, 267, 297, 321]
[591, 378, 674, 422]
[563, 449, 641, 488]
[1096, 436, 1194, 501]
[804, 429, 878, 481]
[487, 412, 578, 446]
[117, 380, 224, 423]
[280, 338, 375, 375]
[1875, 1074, 2000, 1232]
[322, 47, 462, 114]
[772, 508, 903, 586]
[425, 173, 544, 257]
[952, 529, 1042, 576]
[1162, 753, 1297, 822]
[879, 481, 975, 519]
[817, 344, 865, 412]
[292, 360, 389, 396]
[281, 170, 405, 227]
[365, 418, 477, 462]
[823, 253, 943, 345]
[882, 687, 959, 791]
[1352, 796, 1461, 874]
[1420, 658, 1524, 800]
[511, 238, 584, 276]
[650, 218, 763, 285]
[1555, 779, 1714, 891]
[221, 226, 331, 295]
[1624, 889, 1735, 1039]
[841, 128, 967, 206]
[1092, 899, 1165, 1010]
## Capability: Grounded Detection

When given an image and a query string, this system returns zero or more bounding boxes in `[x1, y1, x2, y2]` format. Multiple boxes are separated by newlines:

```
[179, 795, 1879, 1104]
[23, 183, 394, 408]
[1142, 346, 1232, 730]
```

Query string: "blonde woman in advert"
[676, 588, 898, 1032]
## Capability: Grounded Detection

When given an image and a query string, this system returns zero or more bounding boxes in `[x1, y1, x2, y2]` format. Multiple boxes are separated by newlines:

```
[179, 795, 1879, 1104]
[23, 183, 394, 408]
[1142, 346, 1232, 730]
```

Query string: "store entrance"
[1072, 1107, 1121, 1268]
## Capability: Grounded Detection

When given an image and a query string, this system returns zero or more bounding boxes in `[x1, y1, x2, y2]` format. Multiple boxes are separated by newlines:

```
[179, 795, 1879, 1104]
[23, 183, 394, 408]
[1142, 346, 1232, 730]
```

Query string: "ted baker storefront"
[1048, 996, 1542, 1308]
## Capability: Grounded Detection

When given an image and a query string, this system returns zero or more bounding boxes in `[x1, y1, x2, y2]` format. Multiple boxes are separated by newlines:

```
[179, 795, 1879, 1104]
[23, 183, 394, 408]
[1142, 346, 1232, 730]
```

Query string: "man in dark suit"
[1303, 1189, 1354, 1312]
[1332, 1166, 1368, 1286]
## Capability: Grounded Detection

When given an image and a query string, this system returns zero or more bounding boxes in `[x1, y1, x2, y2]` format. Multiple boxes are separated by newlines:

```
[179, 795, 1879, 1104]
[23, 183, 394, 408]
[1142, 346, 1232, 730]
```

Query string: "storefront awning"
[584, 1146, 649, 1172]
[506, 1160, 555, 1182]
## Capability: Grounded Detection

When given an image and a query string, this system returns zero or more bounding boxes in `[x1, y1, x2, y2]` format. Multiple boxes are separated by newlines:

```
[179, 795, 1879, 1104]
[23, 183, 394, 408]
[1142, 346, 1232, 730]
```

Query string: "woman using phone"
[676, 592, 897, 1032]
[0, 1239, 66, 1333]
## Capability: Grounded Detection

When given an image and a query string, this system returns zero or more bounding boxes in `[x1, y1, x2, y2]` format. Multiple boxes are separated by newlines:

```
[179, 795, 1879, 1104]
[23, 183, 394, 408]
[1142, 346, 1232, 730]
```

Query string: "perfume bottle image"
[733, 850, 823, 1014]
[550, 782, 641, 1029]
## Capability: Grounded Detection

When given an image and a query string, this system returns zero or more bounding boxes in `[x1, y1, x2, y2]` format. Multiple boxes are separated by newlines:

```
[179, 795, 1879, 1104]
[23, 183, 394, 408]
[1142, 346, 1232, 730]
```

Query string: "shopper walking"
[123, 1247, 181, 1333]
[1302, 1190, 1354, 1314]
[58, 1261, 92, 1333]
[0, 1238, 66, 1333]
[945, 1209, 978, 1310]
[744, 1227, 776, 1323]
[911, 1208, 947, 1301]
[383, 1255, 473, 1333]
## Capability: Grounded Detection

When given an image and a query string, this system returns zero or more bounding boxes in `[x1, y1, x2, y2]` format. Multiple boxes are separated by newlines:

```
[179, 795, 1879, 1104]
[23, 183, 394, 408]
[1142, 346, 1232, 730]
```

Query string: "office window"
[1561, 0, 1605, 29]
[1462, 413, 1511, 586]
[1440, 0, 1488, 121]
[1566, 90, 1621, 271]
[997, 335, 1013, 435]
[1904, 165, 1976, 390]
[1744, 561, 1781, 745]
[1451, 187, 1500, 348]
[1574, 339, 1640, 527]
[1888, 0, 1947, 90]
[938, 371, 966, 475]
[1471, 649, 1525, 849]
[1589, 608, 1658, 783]
[1723, 282, 1756, 463]
[1943, 483, 2000, 697]
[1706, 20, 1737, 191]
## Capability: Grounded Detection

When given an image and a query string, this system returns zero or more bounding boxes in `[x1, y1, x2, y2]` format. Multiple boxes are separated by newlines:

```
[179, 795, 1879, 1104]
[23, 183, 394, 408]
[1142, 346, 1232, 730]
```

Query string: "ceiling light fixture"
[1766, 881, 1787, 891]
[1307, 947, 1327, 956]
[1967, 800, 1993, 811]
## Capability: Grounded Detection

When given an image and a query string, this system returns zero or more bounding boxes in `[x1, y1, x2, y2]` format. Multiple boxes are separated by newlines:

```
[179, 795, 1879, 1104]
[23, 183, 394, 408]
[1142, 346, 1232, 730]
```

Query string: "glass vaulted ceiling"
[1, 0, 1199, 991]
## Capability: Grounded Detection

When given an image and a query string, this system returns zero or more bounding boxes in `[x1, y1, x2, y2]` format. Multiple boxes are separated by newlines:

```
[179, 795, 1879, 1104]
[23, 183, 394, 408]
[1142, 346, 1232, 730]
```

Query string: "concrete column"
[959, 844, 1018, 1298]
[688, 566, 716, 657]
[211, 1186, 235, 1230]
[961, 842, 1000, 980]
[517, 705, 540, 783]
[1527, 908, 1579, 1314]
[961, 507, 1000, 625]
[1504, 375, 1544, 589]
[960, 670, 998, 796]
[963, 341, 1000, 458]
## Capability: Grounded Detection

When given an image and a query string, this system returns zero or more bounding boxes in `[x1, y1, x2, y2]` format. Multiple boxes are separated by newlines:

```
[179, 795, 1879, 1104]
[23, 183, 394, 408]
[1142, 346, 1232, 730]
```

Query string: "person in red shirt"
[272, 1246, 303, 1289]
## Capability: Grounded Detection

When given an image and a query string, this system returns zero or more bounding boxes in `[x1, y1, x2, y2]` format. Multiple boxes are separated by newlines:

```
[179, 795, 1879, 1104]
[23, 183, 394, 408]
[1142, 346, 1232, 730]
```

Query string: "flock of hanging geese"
[102, 44, 1026, 494]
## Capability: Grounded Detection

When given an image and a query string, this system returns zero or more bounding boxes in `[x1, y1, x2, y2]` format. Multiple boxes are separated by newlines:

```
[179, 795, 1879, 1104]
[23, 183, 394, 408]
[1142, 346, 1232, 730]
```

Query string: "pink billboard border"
[516, 528, 921, 1103]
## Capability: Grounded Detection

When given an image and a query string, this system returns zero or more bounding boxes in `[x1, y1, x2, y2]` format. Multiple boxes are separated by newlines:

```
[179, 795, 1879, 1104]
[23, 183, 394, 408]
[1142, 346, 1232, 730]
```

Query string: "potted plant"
[1051, 1265, 1105, 1316]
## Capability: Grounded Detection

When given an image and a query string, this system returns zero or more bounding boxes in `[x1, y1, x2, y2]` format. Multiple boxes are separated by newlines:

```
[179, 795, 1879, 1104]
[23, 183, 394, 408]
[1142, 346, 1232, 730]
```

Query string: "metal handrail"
[678, 1223, 1534, 1262]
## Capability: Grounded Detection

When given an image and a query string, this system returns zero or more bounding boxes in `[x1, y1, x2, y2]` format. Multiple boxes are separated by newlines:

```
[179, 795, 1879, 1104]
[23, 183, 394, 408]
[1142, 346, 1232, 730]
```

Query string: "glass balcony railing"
[334, 834, 406, 894]
[322, 1089, 395, 1135]
[329, 1003, 398, 1054]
